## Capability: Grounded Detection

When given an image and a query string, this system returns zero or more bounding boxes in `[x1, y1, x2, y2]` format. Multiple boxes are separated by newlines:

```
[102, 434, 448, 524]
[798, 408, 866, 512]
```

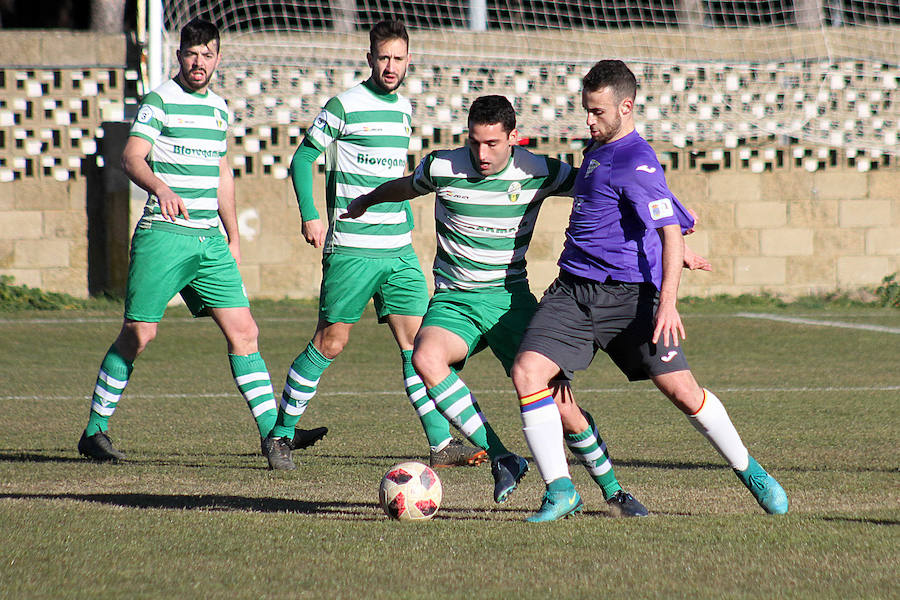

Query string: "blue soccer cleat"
[491, 453, 528, 503]
[735, 455, 789, 515]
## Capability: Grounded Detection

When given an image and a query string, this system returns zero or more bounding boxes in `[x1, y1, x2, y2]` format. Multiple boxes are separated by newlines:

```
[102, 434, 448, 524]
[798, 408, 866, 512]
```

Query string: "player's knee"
[410, 346, 441, 379]
[317, 334, 347, 359]
[510, 356, 540, 391]
[118, 323, 156, 358]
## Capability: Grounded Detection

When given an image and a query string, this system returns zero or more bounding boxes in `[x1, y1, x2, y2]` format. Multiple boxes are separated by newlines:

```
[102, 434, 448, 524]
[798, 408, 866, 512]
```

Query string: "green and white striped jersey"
[130, 78, 230, 235]
[411, 146, 576, 291]
[305, 80, 414, 257]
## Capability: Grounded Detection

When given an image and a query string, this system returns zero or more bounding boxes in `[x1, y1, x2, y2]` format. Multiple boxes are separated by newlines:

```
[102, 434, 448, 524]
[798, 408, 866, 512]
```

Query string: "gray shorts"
[518, 270, 691, 381]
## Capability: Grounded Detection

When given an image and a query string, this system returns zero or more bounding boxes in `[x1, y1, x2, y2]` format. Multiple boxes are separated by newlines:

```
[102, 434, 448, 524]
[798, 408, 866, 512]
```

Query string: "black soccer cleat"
[292, 426, 328, 450]
[430, 438, 488, 468]
[263, 435, 296, 471]
[77, 430, 126, 462]
[606, 490, 649, 517]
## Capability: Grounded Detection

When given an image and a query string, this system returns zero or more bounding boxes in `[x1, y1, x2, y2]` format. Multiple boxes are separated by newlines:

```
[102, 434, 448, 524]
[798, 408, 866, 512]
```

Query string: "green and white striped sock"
[401, 350, 452, 452]
[564, 410, 623, 500]
[229, 352, 278, 438]
[85, 344, 133, 436]
[428, 371, 507, 459]
[271, 341, 332, 439]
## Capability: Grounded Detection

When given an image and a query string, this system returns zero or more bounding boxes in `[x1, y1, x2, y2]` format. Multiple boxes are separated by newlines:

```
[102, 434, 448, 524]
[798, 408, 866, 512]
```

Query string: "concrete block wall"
[673, 170, 900, 297]
[0, 177, 89, 295]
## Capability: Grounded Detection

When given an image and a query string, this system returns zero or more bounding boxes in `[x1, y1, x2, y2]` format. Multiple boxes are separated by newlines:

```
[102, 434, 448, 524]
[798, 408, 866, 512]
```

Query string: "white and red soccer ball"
[379, 461, 443, 521]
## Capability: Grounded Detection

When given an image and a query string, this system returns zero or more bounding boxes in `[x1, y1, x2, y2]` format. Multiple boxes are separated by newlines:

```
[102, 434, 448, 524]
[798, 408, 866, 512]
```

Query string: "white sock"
[520, 389, 570, 484]
[686, 389, 750, 471]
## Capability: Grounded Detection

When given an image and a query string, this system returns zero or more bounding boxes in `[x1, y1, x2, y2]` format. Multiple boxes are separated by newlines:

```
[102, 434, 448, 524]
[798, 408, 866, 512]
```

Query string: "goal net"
[155, 1, 900, 158]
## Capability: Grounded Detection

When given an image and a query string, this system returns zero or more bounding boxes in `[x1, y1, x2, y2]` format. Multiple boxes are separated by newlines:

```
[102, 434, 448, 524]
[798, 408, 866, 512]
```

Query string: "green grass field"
[1, 300, 898, 599]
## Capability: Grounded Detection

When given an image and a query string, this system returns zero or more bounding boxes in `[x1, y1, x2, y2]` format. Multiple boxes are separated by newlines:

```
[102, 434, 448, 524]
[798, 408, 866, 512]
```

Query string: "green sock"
[229, 352, 278, 438]
[401, 350, 452, 451]
[564, 409, 623, 500]
[428, 371, 508, 459]
[85, 344, 133, 436]
[271, 341, 332, 439]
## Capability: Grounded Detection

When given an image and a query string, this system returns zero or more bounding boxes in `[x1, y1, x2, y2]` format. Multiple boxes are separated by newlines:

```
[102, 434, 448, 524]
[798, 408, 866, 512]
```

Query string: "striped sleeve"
[130, 92, 165, 144]
[411, 152, 437, 195]
[305, 96, 346, 152]
[547, 158, 576, 197]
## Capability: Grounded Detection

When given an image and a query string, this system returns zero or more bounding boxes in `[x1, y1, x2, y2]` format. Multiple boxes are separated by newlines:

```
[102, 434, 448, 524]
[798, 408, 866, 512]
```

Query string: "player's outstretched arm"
[683, 243, 711, 271]
[653, 223, 687, 347]
[121, 136, 188, 221]
[342, 175, 419, 219]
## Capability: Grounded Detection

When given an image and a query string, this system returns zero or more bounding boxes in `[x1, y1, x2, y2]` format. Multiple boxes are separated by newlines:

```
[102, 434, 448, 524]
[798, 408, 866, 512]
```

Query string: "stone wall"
[227, 154, 899, 301]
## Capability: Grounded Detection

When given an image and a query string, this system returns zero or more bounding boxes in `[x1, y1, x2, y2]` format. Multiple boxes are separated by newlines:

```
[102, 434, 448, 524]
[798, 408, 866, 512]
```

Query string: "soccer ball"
[379, 461, 443, 521]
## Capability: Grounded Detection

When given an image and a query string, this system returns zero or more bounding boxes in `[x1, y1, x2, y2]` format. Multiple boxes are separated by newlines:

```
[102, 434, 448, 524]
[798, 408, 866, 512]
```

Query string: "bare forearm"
[217, 161, 239, 242]
[658, 224, 684, 305]
[363, 175, 419, 207]
[344, 175, 419, 219]
[122, 153, 170, 198]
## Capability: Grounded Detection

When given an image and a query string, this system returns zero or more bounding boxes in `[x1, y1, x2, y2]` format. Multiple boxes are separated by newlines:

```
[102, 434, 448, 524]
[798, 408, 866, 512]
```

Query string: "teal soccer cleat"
[735, 455, 789, 514]
[526, 483, 584, 523]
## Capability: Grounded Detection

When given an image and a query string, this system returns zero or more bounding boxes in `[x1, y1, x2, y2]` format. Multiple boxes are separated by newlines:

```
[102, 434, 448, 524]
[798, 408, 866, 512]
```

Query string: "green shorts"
[319, 252, 429, 324]
[422, 287, 537, 375]
[125, 228, 248, 322]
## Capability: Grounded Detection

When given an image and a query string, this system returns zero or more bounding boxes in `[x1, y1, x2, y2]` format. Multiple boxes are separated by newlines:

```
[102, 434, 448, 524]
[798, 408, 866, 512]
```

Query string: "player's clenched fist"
[341, 195, 371, 220]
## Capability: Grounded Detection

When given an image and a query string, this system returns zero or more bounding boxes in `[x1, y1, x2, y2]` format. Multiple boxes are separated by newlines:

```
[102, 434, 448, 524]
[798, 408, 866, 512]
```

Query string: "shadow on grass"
[0, 451, 86, 464]
[0, 492, 547, 521]
[0, 450, 265, 470]
[821, 515, 899, 527]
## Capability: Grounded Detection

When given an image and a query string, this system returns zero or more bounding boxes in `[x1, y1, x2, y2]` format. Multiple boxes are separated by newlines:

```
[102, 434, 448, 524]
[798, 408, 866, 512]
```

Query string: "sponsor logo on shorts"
[636, 164, 657, 174]
[661, 350, 678, 362]
[649, 198, 674, 220]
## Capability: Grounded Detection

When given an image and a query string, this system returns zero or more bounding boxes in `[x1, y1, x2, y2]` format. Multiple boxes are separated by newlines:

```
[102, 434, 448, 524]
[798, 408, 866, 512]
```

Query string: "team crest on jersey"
[137, 105, 153, 123]
[214, 108, 227, 130]
[585, 159, 601, 176]
[648, 198, 674, 220]
[507, 182, 522, 202]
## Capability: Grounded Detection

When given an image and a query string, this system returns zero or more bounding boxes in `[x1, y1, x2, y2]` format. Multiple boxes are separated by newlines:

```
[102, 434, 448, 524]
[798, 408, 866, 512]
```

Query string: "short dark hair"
[180, 18, 220, 51]
[369, 20, 408, 54]
[582, 60, 637, 102]
[467, 95, 516, 134]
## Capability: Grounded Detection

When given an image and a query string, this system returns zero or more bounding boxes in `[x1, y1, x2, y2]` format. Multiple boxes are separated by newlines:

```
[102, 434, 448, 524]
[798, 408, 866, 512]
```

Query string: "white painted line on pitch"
[3, 385, 898, 402]
[736, 312, 900, 334]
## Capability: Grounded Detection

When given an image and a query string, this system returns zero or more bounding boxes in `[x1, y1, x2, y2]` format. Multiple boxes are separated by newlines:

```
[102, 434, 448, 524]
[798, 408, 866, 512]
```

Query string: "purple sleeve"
[619, 166, 684, 230]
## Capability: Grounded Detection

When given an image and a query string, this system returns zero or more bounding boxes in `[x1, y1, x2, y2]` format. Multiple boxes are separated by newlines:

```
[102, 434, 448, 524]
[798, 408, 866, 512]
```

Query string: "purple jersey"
[558, 130, 694, 289]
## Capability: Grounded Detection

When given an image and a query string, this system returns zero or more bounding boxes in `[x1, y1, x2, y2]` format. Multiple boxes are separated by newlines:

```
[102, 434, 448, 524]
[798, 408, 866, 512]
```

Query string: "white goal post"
[145, 0, 900, 158]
